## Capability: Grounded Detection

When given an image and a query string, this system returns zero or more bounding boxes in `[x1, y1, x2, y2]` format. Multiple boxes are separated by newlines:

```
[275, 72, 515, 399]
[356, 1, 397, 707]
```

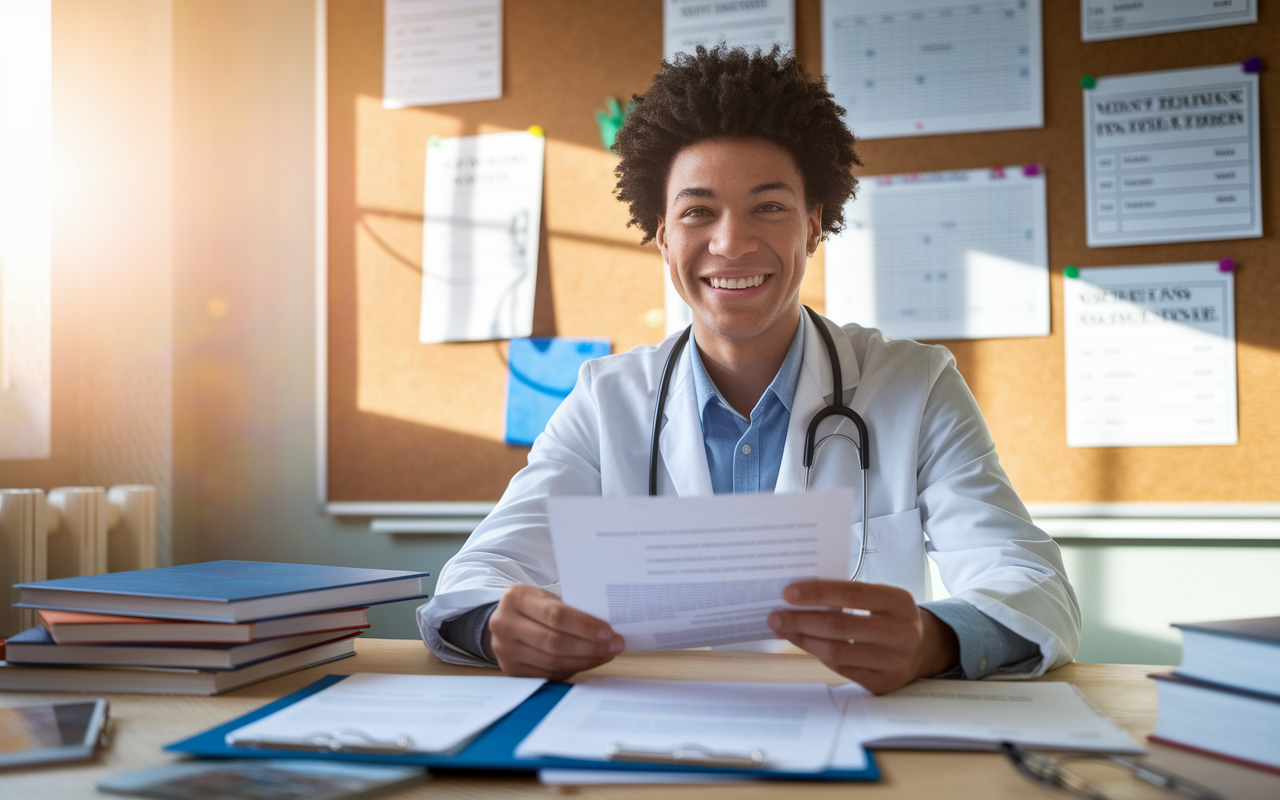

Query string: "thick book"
[37, 607, 369, 645]
[14, 561, 429, 622]
[1149, 672, 1280, 775]
[0, 637, 357, 696]
[5, 626, 362, 670]
[1174, 616, 1279, 697]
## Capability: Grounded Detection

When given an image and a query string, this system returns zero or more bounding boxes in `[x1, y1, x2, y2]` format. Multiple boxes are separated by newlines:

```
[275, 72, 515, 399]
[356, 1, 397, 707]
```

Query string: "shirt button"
[741, 444, 752, 455]
[979, 657, 989, 672]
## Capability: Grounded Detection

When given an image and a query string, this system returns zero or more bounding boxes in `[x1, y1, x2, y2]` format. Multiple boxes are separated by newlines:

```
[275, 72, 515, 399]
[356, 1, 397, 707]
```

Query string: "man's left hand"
[767, 580, 959, 694]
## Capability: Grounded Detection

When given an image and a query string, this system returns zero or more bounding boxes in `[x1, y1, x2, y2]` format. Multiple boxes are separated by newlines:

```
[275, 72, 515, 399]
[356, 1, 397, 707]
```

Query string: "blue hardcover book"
[15, 561, 429, 623]
[505, 337, 610, 446]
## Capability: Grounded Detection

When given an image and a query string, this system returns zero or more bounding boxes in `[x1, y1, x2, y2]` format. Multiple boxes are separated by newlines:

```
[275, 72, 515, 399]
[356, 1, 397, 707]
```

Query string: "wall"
[49, 0, 1280, 652]
[170, 0, 456, 639]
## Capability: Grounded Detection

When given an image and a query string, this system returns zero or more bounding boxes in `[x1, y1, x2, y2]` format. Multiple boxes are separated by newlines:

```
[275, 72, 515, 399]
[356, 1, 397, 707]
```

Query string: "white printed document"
[823, 0, 1042, 139]
[1085, 64, 1262, 248]
[1064, 262, 1237, 448]
[547, 490, 852, 651]
[1082, 0, 1255, 42]
[384, 0, 502, 108]
[419, 130, 545, 343]
[824, 166, 1049, 341]
[664, 0, 794, 62]
[833, 679, 1143, 753]
[516, 677, 845, 772]
[224, 673, 545, 754]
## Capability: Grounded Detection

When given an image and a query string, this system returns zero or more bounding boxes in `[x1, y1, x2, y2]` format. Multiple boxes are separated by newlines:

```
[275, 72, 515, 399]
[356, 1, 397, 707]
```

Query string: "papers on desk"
[833, 679, 1144, 753]
[515, 677, 848, 773]
[547, 490, 853, 651]
[224, 673, 545, 754]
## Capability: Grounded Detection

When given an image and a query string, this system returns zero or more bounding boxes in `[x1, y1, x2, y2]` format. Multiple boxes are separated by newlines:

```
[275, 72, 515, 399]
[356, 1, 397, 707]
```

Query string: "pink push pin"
[1219, 258, 1235, 272]
[1023, 164, 1040, 177]
[992, 166, 1005, 178]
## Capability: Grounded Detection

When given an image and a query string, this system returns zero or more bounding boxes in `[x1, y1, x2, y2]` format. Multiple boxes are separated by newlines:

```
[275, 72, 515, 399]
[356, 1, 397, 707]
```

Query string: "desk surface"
[2, 638, 1277, 800]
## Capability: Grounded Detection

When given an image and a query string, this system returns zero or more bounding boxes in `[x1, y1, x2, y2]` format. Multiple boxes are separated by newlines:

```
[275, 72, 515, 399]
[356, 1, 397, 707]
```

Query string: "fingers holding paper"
[767, 580, 959, 695]
[487, 584, 626, 680]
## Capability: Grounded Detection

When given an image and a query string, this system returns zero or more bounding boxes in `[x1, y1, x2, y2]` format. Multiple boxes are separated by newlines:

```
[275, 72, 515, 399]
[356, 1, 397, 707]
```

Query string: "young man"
[419, 47, 1080, 694]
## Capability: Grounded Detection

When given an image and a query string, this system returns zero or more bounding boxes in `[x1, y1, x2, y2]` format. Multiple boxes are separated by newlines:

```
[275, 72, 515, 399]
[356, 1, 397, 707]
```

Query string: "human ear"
[654, 215, 668, 261]
[806, 203, 824, 254]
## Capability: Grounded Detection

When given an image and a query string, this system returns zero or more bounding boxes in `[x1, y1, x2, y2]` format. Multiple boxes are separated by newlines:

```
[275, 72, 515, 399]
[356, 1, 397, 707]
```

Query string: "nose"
[707, 211, 759, 261]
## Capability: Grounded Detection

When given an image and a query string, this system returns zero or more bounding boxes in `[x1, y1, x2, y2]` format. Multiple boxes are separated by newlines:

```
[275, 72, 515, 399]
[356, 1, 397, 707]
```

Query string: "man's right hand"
[485, 585, 625, 680]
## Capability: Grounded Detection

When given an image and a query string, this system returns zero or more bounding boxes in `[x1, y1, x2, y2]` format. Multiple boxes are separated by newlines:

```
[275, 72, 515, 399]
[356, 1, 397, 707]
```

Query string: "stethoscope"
[647, 306, 872, 582]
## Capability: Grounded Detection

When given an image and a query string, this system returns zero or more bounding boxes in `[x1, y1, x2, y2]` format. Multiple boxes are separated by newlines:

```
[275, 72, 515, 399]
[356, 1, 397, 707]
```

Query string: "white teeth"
[710, 275, 765, 289]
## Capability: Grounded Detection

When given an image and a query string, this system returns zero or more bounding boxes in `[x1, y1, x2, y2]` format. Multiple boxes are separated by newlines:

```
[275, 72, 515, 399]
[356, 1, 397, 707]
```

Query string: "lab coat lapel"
[775, 313, 861, 494]
[656, 352, 715, 497]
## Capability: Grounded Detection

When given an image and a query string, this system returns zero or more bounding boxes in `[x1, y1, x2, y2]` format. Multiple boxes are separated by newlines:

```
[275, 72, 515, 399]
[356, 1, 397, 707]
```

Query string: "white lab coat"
[419, 313, 1081, 674]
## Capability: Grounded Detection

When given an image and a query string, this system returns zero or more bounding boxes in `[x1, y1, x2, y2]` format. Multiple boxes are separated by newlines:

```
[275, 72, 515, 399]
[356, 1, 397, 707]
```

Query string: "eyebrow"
[671, 182, 797, 202]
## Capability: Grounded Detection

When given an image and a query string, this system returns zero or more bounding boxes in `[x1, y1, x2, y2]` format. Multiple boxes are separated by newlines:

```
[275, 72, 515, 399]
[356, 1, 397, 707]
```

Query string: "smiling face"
[655, 137, 822, 353]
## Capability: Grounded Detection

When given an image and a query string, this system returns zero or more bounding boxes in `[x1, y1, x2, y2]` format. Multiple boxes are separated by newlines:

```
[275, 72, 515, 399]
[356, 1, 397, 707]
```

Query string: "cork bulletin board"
[326, 0, 1280, 505]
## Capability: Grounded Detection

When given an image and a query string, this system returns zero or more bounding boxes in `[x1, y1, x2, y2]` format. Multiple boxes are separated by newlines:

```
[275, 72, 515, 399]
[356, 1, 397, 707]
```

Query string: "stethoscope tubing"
[648, 306, 871, 583]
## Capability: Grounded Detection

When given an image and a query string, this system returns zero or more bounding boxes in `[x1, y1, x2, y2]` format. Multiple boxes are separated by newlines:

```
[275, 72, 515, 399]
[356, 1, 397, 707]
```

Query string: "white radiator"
[1, 484, 156, 637]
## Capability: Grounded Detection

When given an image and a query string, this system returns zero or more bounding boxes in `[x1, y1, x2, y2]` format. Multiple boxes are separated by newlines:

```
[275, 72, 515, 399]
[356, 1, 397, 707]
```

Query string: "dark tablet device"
[0, 698, 109, 768]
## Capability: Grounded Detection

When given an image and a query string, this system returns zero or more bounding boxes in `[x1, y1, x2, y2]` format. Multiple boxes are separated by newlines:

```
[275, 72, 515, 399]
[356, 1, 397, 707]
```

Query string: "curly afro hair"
[613, 45, 860, 245]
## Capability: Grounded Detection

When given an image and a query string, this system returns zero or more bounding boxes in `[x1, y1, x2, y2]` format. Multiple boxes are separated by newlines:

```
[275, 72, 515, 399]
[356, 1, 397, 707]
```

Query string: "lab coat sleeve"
[916, 347, 1082, 677]
[417, 360, 606, 667]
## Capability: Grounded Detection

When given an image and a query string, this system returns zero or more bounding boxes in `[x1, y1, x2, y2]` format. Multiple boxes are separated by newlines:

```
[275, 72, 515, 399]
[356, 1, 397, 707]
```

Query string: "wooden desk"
[2, 638, 1277, 799]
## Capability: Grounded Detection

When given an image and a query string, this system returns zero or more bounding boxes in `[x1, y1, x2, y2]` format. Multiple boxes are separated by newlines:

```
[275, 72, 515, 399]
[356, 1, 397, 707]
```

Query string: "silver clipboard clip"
[225, 728, 414, 755]
[605, 742, 767, 769]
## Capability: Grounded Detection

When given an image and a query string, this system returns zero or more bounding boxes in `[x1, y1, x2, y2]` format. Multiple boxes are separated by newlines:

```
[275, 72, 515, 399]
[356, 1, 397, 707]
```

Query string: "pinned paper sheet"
[823, 0, 1043, 139]
[824, 166, 1049, 341]
[505, 338, 611, 446]
[419, 131, 545, 343]
[383, 0, 502, 108]
[663, 0, 794, 62]
[1082, 0, 1256, 42]
[1064, 262, 1237, 448]
[1084, 64, 1262, 248]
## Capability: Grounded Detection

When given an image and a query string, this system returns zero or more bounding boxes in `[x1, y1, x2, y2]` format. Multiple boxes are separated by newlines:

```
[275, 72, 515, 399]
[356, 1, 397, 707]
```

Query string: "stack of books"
[1150, 615, 1279, 774]
[0, 561, 429, 695]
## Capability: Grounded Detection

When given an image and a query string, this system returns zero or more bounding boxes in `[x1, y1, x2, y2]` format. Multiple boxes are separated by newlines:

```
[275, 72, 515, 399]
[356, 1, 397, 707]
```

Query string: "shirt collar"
[688, 317, 806, 422]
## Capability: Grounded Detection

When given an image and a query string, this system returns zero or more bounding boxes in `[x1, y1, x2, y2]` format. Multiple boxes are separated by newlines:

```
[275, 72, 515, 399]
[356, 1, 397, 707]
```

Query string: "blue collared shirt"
[688, 320, 805, 495]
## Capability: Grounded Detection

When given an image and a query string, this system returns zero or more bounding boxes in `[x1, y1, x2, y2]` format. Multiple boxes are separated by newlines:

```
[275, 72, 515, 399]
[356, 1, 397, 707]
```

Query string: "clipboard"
[166, 675, 880, 781]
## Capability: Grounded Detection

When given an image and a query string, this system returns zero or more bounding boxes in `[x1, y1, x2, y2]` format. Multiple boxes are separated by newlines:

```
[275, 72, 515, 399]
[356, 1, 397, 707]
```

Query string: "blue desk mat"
[166, 674, 880, 781]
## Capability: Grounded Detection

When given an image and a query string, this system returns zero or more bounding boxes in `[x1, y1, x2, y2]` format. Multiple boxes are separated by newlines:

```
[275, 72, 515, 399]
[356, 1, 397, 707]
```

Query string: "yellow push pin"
[528, 125, 544, 137]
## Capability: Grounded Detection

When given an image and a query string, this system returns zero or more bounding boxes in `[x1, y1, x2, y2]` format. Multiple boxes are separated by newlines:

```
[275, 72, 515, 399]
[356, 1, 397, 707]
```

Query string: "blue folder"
[504, 337, 611, 446]
[167, 674, 880, 781]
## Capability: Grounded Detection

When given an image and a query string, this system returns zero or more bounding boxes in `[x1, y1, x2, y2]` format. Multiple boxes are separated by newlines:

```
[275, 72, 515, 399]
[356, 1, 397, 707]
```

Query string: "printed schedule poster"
[664, 0, 795, 62]
[384, 0, 502, 108]
[419, 131, 545, 344]
[1064, 263, 1237, 448]
[1082, 0, 1255, 42]
[1084, 64, 1262, 248]
[824, 166, 1049, 341]
[823, 0, 1042, 140]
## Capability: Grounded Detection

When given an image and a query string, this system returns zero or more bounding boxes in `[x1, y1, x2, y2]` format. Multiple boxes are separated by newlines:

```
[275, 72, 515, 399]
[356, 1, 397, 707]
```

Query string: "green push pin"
[1064, 266, 1079, 279]
[595, 96, 633, 152]
[428, 135, 442, 148]
[1080, 75, 1096, 89]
